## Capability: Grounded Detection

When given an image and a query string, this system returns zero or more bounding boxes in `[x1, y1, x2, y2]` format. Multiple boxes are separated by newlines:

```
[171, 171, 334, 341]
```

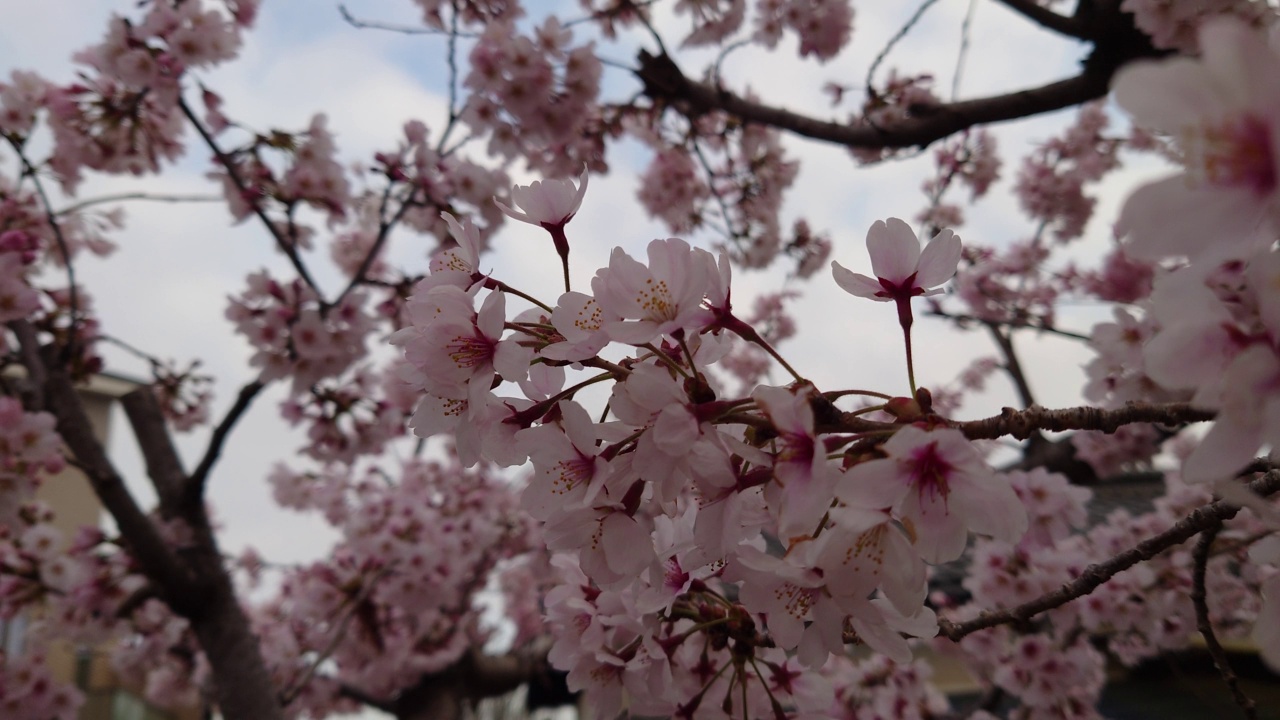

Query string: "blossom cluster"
[389, 175, 1035, 715]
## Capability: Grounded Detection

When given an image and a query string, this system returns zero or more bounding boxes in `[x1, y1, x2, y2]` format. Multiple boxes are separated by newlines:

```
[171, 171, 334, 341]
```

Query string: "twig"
[938, 470, 1280, 641]
[55, 191, 222, 216]
[185, 379, 266, 505]
[337, 4, 475, 37]
[866, 0, 943, 90]
[177, 97, 323, 296]
[984, 322, 1035, 409]
[280, 566, 392, 705]
[5, 138, 81, 357]
[951, 0, 978, 101]
[926, 308, 1089, 341]
[1191, 522, 1258, 720]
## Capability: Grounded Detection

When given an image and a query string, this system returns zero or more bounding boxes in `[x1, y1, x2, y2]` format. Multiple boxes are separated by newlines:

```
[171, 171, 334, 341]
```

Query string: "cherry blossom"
[1113, 17, 1280, 260]
[839, 426, 1027, 564]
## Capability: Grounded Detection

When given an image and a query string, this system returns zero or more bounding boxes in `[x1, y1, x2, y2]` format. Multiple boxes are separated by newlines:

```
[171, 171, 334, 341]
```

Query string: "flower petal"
[866, 218, 920, 282]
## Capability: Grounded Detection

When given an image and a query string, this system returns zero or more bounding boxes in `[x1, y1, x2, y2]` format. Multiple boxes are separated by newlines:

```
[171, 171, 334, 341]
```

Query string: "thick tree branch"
[635, 5, 1156, 151]
[1191, 522, 1258, 720]
[186, 379, 265, 506]
[121, 387, 188, 513]
[995, 0, 1088, 38]
[389, 647, 552, 720]
[953, 402, 1215, 441]
[15, 329, 194, 598]
[639, 56, 1115, 150]
[939, 469, 1280, 641]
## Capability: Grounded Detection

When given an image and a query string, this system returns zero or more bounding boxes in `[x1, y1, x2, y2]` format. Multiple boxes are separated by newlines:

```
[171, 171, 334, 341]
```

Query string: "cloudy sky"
[0, 0, 1163, 715]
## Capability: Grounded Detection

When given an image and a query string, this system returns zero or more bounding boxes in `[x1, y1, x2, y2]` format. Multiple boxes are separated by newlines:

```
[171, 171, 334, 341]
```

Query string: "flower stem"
[895, 297, 917, 395]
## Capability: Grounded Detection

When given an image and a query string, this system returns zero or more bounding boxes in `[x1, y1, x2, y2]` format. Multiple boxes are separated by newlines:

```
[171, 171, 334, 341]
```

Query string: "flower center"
[1185, 113, 1276, 195]
[908, 441, 953, 504]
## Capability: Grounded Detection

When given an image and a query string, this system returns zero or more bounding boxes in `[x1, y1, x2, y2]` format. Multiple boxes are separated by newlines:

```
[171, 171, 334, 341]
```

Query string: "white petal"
[914, 229, 961, 289]
[1112, 58, 1222, 132]
[1118, 177, 1265, 260]
[866, 218, 920, 282]
[832, 261, 889, 300]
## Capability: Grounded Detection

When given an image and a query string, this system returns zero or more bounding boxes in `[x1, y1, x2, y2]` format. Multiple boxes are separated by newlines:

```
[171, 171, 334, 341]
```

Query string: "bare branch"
[5, 138, 82, 356]
[121, 387, 189, 512]
[1191, 522, 1258, 720]
[636, 13, 1157, 152]
[56, 191, 222, 216]
[994, 0, 1089, 38]
[338, 4, 476, 37]
[939, 469, 1280, 642]
[925, 308, 1090, 341]
[13, 325, 195, 598]
[176, 97, 323, 296]
[186, 379, 266, 506]
[985, 323, 1036, 409]
[953, 402, 1215, 441]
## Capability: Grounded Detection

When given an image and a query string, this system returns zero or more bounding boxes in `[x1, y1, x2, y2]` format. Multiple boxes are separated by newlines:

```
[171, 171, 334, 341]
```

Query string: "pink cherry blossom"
[494, 166, 589, 229]
[831, 218, 962, 305]
[593, 238, 717, 345]
[1112, 17, 1280, 260]
[839, 426, 1027, 563]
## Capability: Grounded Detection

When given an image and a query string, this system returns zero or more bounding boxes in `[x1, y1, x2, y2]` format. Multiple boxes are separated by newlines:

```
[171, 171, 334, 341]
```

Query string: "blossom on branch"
[839, 426, 1026, 564]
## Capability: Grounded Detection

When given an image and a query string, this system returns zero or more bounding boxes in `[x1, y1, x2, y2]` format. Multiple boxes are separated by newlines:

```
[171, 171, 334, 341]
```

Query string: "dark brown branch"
[121, 387, 188, 513]
[6, 138, 82, 356]
[390, 647, 551, 720]
[16, 329, 194, 598]
[635, 7, 1157, 151]
[984, 323, 1035, 409]
[953, 402, 1215, 441]
[1191, 522, 1258, 720]
[7, 321, 46, 411]
[995, 0, 1088, 38]
[186, 379, 265, 506]
[939, 469, 1280, 642]
[176, 98, 322, 295]
[639, 55, 1120, 151]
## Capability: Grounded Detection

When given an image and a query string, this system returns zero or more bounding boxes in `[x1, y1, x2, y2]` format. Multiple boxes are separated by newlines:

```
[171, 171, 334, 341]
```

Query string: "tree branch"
[1191, 522, 1258, 720]
[55, 191, 222, 216]
[14, 327, 195, 598]
[939, 469, 1280, 642]
[186, 379, 265, 506]
[176, 97, 322, 295]
[121, 387, 189, 513]
[635, 8, 1156, 151]
[994, 0, 1088, 38]
[984, 322, 1035, 409]
[953, 402, 1215, 441]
